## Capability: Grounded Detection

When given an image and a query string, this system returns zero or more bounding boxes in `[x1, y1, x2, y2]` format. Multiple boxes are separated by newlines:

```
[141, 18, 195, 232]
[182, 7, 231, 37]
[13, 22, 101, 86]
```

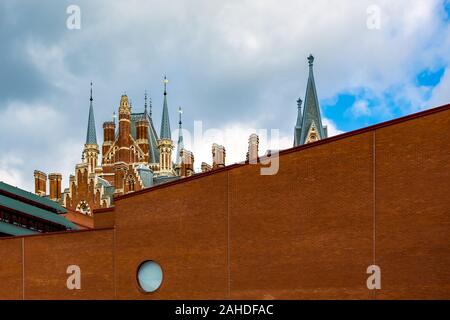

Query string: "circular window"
[137, 261, 163, 293]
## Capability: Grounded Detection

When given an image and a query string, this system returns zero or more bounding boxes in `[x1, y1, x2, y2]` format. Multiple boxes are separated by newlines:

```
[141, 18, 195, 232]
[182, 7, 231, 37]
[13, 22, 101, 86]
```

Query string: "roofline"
[0, 220, 39, 236]
[114, 102, 450, 201]
[0, 203, 70, 230]
[0, 226, 115, 241]
[0, 182, 67, 214]
[0, 198, 76, 230]
[93, 207, 115, 214]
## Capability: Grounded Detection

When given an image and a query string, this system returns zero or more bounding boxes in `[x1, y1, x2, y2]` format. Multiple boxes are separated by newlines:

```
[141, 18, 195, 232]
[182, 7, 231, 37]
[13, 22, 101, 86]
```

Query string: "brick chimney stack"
[180, 149, 194, 177]
[102, 121, 115, 163]
[136, 119, 149, 162]
[212, 143, 226, 169]
[201, 162, 212, 173]
[246, 133, 259, 164]
[48, 173, 62, 202]
[34, 170, 47, 196]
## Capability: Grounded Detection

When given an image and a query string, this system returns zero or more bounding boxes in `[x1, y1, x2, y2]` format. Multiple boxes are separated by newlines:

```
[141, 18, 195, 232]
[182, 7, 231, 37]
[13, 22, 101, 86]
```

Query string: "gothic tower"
[113, 94, 132, 194]
[83, 82, 99, 174]
[157, 76, 174, 176]
[118, 94, 132, 163]
[294, 55, 328, 146]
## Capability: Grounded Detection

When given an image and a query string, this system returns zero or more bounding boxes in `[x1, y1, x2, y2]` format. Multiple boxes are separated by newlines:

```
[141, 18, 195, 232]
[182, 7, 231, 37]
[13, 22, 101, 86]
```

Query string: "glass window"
[137, 261, 163, 293]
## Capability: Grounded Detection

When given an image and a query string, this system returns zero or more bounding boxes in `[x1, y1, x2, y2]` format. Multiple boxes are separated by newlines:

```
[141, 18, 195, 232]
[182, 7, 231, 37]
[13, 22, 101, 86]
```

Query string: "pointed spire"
[90, 81, 93, 102]
[160, 76, 171, 139]
[86, 82, 98, 145]
[294, 98, 303, 146]
[144, 90, 148, 114]
[176, 106, 184, 164]
[299, 55, 326, 145]
[163, 75, 168, 95]
[308, 54, 314, 67]
[149, 97, 153, 118]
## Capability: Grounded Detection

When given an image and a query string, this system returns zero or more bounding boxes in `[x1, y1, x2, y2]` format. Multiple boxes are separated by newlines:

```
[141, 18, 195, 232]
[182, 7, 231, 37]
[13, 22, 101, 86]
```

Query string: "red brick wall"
[0, 229, 115, 300]
[375, 111, 450, 299]
[0, 106, 448, 299]
[0, 238, 23, 299]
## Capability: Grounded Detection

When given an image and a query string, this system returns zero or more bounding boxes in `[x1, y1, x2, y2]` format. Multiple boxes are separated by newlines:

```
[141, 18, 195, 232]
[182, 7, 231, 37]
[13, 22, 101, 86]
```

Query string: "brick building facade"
[0, 103, 448, 299]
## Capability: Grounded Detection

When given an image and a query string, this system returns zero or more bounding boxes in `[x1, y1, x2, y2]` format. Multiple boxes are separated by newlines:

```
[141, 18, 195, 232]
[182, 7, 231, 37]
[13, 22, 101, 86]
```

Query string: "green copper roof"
[129, 112, 160, 163]
[0, 194, 77, 230]
[86, 83, 98, 145]
[0, 221, 38, 236]
[160, 77, 172, 140]
[147, 112, 160, 163]
[0, 181, 67, 214]
[136, 164, 154, 188]
[299, 55, 326, 145]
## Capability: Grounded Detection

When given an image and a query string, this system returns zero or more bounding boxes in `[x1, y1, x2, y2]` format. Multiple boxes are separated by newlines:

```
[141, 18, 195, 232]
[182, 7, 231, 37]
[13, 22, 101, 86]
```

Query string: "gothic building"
[33, 77, 198, 220]
[33, 55, 327, 220]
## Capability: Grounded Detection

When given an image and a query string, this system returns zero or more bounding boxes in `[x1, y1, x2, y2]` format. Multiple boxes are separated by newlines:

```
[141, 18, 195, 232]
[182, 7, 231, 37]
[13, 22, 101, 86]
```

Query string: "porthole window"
[137, 261, 163, 293]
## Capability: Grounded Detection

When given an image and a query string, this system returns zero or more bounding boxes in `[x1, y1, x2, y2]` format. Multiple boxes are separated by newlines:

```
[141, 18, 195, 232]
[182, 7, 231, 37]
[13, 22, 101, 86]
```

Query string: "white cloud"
[0, 154, 25, 188]
[25, 40, 77, 92]
[350, 100, 372, 118]
[322, 118, 345, 136]
[0, 101, 82, 191]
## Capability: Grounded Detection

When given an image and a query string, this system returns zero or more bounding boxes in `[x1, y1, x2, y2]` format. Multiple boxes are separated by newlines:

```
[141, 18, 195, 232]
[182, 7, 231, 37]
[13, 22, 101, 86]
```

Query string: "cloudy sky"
[1, 0, 449, 192]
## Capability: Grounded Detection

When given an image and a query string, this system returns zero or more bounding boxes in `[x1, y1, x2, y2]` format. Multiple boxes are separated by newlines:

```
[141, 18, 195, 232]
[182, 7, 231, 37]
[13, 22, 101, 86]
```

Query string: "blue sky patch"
[416, 67, 445, 86]
[321, 87, 416, 132]
[444, 0, 450, 21]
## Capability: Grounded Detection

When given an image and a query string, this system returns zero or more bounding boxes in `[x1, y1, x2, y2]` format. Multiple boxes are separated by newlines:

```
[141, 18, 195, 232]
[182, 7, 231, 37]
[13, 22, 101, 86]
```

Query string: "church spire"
[160, 76, 171, 140]
[176, 106, 184, 164]
[299, 55, 327, 145]
[86, 82, 97, 145]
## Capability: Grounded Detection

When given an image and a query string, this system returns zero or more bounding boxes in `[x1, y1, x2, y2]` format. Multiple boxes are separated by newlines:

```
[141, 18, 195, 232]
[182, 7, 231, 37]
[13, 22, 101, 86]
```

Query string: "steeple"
[86, 82, 98, 145]
[160, 76, 171, 140]
[299, 55, 327, 145]
[293, 98, 303, 146]
[157, 76, 174, 176]
[176, 106, 184, 164]
[83, 82, 100, 174]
